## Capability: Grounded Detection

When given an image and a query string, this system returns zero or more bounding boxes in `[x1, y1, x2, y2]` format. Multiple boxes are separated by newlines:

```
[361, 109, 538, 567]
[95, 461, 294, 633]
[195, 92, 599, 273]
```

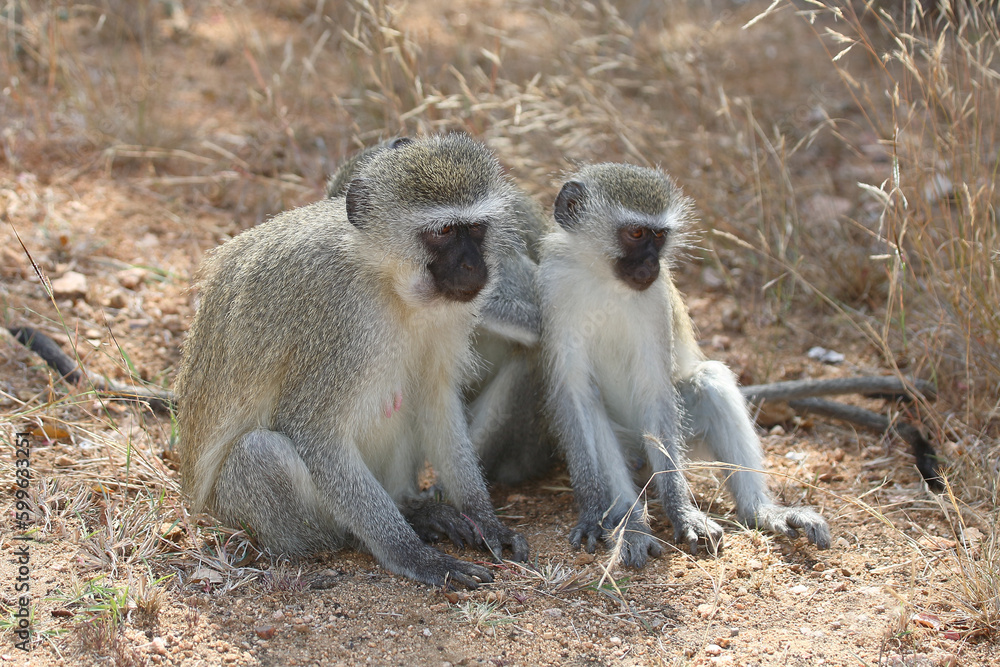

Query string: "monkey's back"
[175, 197, 389, 511]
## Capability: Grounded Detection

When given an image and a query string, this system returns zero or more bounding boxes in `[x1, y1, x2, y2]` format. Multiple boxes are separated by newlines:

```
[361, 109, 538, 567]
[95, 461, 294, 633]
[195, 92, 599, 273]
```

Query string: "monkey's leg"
[212, 429, 344, 555]
[642, 390, 724, 556]
[470, 353, 555, 485]
[550, 379, 663, 568]
[217, 429, 494, 588]
[679, 361, 831, 549]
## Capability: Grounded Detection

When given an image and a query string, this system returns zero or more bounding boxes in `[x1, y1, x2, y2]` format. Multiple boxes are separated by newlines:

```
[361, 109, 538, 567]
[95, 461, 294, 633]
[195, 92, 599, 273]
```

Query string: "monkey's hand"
[394, 544, 496, 590]
[750, 505, 831, 550]
[569, 513, 663, 569]
[464, 513, 529, 563]
[401, 498, 478, 550]
[670, 506, 724, 557]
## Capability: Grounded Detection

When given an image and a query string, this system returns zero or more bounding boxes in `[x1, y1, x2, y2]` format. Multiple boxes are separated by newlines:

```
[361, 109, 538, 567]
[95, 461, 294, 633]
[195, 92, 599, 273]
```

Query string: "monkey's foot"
[607, 517, 663, 569]
[569, 514, 663, 568]
[390, 545, 494, 590]
[670, 508, 724, 556]
[750, 505, 831, 549]
[401, 498, 477, 550]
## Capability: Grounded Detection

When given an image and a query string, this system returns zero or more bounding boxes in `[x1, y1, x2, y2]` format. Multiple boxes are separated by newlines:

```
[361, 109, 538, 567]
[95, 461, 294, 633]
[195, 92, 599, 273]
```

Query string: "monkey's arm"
[419, 388, 529, 562]
[545, 356, 665, 567]
[478, 252, 542, 347]
[298, 435, 495, 588]
[8, 326, 174, 412]
[670, 284, 829, 548]
[641, 389, 724, 556]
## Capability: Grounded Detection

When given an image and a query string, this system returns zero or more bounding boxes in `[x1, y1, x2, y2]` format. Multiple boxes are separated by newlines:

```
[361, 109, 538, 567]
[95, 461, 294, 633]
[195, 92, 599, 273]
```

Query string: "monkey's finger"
[446, 571, 481, 590]
[688, 537, 700, 556]
[507, 533, 530, 562]
[785, 512, 831, 549]
[807, 525, 832, 550]
[674, 527, 701, 556]
[449, 518, 478, 548]
[439, 520, 474, 550]
[446, 562, 494, 589]
[619, 539, 651, 569]
[771, 519, 799, 540]
[569, 527, 584, 549]
[445, 532, 467, 551]
[480, 536, 504, 562]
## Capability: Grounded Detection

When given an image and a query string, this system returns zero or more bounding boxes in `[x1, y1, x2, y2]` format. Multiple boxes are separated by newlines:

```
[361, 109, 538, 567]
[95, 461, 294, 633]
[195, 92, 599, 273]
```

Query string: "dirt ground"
[1, 2, 996, 666]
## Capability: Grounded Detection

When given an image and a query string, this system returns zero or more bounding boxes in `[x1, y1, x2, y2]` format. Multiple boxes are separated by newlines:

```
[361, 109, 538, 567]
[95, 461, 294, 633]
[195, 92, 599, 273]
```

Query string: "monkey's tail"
[740, 376, 937, 403]
[8, 326, 175, 413]
[740, 376, 942, 491]
[787, 397, 942, 491]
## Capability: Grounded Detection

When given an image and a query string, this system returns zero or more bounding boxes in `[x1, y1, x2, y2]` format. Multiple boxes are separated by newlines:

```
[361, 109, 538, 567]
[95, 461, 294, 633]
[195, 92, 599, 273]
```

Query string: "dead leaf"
[189, 567, 224, 585]
[911, 612, 942, 630]
[30, 424, 71, 441]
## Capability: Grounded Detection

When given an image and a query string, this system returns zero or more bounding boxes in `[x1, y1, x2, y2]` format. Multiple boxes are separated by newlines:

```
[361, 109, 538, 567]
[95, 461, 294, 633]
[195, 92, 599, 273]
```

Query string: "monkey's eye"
[627, 228, 645, 240]
[435, 225, 454, 236]
[652, 229, 664, 239]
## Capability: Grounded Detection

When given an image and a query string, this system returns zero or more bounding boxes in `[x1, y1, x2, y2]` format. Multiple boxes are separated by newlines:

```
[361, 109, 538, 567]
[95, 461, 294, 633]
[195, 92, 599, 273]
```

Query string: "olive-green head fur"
[554, 162, 694, 260]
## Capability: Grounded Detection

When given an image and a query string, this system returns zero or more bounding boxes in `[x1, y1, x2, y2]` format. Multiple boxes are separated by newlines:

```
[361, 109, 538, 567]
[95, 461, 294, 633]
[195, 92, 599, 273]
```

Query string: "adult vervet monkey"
[175, 134, 528, 588]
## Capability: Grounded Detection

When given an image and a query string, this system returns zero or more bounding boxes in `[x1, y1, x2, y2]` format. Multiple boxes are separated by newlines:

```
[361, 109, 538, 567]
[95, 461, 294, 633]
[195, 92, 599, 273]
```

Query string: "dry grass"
[1, 0, 999, 660]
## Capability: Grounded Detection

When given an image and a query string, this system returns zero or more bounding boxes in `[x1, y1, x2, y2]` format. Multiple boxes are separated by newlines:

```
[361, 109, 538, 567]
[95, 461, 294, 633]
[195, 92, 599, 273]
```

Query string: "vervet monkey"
[538, 163, 831, 567]
[174, 134, 528, 588]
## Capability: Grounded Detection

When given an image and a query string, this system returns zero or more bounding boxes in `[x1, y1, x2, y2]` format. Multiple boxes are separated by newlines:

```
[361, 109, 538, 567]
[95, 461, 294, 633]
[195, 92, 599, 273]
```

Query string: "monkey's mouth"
[615, 262, 660, 291]
[440, 283, 486, 302]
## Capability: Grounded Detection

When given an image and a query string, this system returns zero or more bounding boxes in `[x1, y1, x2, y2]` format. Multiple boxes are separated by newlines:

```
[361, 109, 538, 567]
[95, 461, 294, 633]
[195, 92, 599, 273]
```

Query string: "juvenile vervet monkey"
[538, 163, 831, 567]
[175, 134, 528, 588]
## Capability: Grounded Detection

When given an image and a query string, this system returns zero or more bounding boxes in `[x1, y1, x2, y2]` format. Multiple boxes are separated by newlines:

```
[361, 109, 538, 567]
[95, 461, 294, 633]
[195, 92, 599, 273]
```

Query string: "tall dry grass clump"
[774, 0, 1000, 635]
[790, 1, 999, 480]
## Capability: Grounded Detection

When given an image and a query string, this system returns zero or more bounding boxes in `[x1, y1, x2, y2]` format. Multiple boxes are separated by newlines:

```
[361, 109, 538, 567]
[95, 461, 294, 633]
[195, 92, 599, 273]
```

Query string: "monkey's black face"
[421, 223, 490, 302]
[614, 226, 666, 291]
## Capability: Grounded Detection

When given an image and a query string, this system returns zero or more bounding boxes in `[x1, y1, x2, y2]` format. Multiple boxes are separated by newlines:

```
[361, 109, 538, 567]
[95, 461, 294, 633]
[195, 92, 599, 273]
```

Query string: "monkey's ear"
[389, 137, 413, 149]
[346, 178, 371, 227]
[554, 181, 587, 229]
